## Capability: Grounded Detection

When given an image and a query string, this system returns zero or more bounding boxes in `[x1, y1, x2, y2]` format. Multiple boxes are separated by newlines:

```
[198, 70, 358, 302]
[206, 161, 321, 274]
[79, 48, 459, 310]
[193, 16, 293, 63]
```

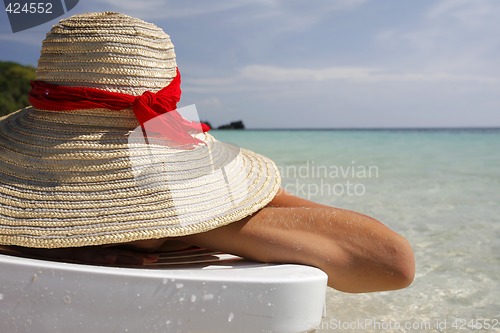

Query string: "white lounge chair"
[0, 247, 327, 333]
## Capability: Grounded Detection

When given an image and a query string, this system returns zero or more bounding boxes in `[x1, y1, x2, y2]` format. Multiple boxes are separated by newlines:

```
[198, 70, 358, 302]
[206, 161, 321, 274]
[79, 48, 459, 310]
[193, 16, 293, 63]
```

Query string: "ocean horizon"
[211, 128, 500, 333]
[217, 127, 500, 131]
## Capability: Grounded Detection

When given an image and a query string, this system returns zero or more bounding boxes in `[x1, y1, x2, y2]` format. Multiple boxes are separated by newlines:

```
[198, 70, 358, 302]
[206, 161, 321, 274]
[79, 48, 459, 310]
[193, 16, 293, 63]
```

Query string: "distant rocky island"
[217, 120, 245, 130]
[203, 120, 245, 130]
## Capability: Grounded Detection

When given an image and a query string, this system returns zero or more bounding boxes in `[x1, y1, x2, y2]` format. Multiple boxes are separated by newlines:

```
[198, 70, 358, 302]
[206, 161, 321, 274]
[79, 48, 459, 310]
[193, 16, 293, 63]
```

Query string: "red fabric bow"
[29, 68, 210, 147]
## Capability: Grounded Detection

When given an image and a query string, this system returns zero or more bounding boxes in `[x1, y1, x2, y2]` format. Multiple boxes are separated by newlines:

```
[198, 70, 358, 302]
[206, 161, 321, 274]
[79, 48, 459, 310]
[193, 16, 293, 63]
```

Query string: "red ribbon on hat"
[29, 68, 210, 147]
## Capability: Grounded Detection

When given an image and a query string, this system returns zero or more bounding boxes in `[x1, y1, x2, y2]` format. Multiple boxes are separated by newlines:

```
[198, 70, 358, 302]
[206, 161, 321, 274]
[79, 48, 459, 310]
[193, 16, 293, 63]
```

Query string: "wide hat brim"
[0, 107, 281, 248]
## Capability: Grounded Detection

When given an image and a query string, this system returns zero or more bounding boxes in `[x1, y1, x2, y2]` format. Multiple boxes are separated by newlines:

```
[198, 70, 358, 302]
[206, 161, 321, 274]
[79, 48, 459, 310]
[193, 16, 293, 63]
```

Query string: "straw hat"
[0, 12, 280, 249]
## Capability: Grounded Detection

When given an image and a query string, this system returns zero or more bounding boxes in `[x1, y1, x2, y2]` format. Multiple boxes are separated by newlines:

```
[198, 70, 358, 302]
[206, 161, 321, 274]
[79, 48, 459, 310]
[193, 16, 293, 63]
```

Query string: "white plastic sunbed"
[0, 247, 327, 333]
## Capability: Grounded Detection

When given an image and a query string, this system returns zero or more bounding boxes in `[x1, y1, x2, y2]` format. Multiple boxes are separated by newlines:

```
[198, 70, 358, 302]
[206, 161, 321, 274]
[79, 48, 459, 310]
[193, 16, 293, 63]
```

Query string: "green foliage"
[0, 61, 36, 116]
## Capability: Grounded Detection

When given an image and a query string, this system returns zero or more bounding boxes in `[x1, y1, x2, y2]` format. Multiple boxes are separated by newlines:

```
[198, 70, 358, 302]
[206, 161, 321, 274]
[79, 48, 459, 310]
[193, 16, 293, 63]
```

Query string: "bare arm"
[180, 190, 415, 293]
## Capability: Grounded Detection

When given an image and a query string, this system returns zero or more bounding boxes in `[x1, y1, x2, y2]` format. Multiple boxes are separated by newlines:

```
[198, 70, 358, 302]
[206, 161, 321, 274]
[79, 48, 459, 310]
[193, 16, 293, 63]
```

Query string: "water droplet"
[228, 312, 234, 322]
[25, 318, 32, 327]
[166, 320, 172, 325]
[0, 293, 4, 300]
[222, 285, 227, 290]
[162, 278, 168, 285]
[201, 308, 206, 313]
[203, 294, 214, 301]
[176, 283, 184, 289]
[190, 295, 197, 303]
[44, 89, 49, 96]
[63, 295, 71, 304]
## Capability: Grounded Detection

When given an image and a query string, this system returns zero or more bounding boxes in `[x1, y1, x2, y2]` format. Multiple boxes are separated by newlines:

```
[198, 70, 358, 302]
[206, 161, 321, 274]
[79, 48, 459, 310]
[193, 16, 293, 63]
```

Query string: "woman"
[0, 12, 414, 293]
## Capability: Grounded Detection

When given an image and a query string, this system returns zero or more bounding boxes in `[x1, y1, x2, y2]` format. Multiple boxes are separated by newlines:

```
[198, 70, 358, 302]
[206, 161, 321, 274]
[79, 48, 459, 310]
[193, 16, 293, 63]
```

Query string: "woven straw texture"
[36, 11, 177, 95]
[0, 12, 281, 248]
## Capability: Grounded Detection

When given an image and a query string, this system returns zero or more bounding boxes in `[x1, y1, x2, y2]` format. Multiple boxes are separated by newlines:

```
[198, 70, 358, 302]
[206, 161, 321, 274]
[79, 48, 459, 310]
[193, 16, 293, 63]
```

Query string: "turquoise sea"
[212, 129, 500, 333]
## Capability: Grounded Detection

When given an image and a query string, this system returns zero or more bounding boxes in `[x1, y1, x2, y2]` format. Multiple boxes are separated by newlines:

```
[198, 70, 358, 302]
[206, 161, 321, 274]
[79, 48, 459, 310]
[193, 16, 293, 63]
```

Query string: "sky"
[1, 0, 499, 129]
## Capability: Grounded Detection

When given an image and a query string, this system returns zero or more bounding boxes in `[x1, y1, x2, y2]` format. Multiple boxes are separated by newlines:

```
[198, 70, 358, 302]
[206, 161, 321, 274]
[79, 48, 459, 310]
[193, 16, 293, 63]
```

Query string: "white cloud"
[88, 0, 253, 19]
[233, 0, 368, 33]
[239, 65, 379, 82]
[374, 0, 500, 76]
[186, 64, 500, 94]
[88, 0, 367, 30]
[426, 0, 500, 27]
[197, 97, 223, 108]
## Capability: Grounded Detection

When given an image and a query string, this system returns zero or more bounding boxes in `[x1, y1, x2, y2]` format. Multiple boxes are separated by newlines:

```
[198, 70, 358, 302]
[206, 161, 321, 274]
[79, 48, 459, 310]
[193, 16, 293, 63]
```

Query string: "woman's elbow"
[386, 235, 416, 290]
